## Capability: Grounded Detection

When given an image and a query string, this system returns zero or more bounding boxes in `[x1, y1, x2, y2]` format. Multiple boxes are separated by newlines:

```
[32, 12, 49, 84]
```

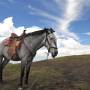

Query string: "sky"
[0, 0, 90, 61]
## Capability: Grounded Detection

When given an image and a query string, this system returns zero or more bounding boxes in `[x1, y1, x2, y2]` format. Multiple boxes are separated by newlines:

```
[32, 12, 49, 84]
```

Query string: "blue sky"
[0, 0, 90, 43]
[0, 0, 60, 27]
[0, 0, 90, 60]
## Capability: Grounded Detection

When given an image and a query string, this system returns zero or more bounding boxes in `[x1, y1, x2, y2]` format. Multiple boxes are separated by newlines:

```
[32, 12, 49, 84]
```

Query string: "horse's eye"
[50, 38, 54, 40]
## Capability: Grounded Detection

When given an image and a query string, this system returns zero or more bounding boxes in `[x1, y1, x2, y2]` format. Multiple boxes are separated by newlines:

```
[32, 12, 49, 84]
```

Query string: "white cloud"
[56, 2, 84, 42]
[84, 32, 90, 36]
[28, 4, 60, 22]
[14, 26, 42, 36]
[57, 46, 90, 57]
[54, 0, 83, 43]
[59, 0, 83, 32]
[57, 0, 90, 39]
[57, 34, 90, 57]
[26, 26, 42, 33]
[0, 17, 14, 41]
[0, 17, 42, 37]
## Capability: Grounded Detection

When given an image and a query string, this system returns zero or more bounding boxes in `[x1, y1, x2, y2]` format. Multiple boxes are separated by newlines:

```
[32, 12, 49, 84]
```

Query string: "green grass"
[1, 55, 90, 90]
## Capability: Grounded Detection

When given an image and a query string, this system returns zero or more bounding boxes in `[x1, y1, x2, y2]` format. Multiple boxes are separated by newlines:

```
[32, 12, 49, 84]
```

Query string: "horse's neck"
[24, 33, 46, 52]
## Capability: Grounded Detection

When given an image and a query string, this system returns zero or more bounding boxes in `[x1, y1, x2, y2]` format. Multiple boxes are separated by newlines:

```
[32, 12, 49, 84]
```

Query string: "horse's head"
[44, 28, 58, 58]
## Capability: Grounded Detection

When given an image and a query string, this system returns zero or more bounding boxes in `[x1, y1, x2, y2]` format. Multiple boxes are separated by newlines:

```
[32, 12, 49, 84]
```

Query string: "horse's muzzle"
[51, 48, 58, 58]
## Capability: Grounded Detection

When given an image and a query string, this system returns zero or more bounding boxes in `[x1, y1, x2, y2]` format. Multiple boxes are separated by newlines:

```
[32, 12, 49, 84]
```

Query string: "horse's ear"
[44, 27, 55, 33]
[44, 28, 48, 30]
[50, 28, 55, 33]
[44, 28, 49, 33]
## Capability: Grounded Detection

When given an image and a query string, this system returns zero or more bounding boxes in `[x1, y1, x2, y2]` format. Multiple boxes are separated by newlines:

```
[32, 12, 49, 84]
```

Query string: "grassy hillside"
[0, 55, 90, 90]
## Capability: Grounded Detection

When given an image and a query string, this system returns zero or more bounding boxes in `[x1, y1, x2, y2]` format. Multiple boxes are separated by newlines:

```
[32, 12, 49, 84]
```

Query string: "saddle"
[3, 30, 26, 59]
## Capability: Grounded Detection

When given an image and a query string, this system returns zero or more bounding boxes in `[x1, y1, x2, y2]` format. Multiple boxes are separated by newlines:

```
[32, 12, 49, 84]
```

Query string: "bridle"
[45, 32, 57, 52]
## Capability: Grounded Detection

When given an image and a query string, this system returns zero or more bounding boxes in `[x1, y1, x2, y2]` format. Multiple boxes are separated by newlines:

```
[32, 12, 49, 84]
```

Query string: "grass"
[0, 55, 90, 90]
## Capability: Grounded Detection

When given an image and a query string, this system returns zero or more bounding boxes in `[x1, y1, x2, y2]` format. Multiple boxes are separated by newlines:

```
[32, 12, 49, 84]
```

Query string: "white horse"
[0, 28, 58, 89]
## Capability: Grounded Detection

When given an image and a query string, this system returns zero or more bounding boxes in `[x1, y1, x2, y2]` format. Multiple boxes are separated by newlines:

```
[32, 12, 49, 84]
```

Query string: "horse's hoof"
[18, 87, 23, 90]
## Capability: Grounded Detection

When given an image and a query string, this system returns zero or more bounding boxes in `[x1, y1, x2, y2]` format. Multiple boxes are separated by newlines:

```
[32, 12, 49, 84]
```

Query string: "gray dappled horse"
[0, 28, 58, 89]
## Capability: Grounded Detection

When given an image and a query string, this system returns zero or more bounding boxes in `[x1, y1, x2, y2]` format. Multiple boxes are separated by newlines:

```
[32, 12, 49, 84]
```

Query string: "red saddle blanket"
[3, 37, 21, 59]
[3, 38, 12, 46]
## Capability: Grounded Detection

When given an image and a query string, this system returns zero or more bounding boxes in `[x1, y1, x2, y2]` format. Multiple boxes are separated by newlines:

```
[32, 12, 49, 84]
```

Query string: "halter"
[45, 31, 57, 52]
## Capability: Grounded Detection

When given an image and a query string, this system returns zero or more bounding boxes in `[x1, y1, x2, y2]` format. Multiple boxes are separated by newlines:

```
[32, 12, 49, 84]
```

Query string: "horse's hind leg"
[0, 57, 9, 83]
[0, 56, 3, 83]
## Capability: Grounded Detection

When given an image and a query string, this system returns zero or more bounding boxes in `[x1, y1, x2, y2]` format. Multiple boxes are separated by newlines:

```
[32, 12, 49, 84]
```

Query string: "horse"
[0, 28, 58, 89]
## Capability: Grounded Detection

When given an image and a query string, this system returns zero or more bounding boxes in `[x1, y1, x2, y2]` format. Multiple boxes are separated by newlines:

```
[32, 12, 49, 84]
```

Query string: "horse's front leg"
[24, 54, 35, 86]
[19, 56, 32, 90]
[24, 60, 32, 85]
[18, 57, 27, 90]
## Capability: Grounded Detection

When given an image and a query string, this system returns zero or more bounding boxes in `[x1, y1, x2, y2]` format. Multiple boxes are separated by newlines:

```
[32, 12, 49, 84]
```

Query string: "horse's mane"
[25, 29, 46, 37]
[25, 28, 55, 37]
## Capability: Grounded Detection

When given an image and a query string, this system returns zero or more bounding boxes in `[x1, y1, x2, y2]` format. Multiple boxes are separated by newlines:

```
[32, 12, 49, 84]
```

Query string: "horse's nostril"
[52, 51, 58, 58]
[55, 51, 58, 55]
